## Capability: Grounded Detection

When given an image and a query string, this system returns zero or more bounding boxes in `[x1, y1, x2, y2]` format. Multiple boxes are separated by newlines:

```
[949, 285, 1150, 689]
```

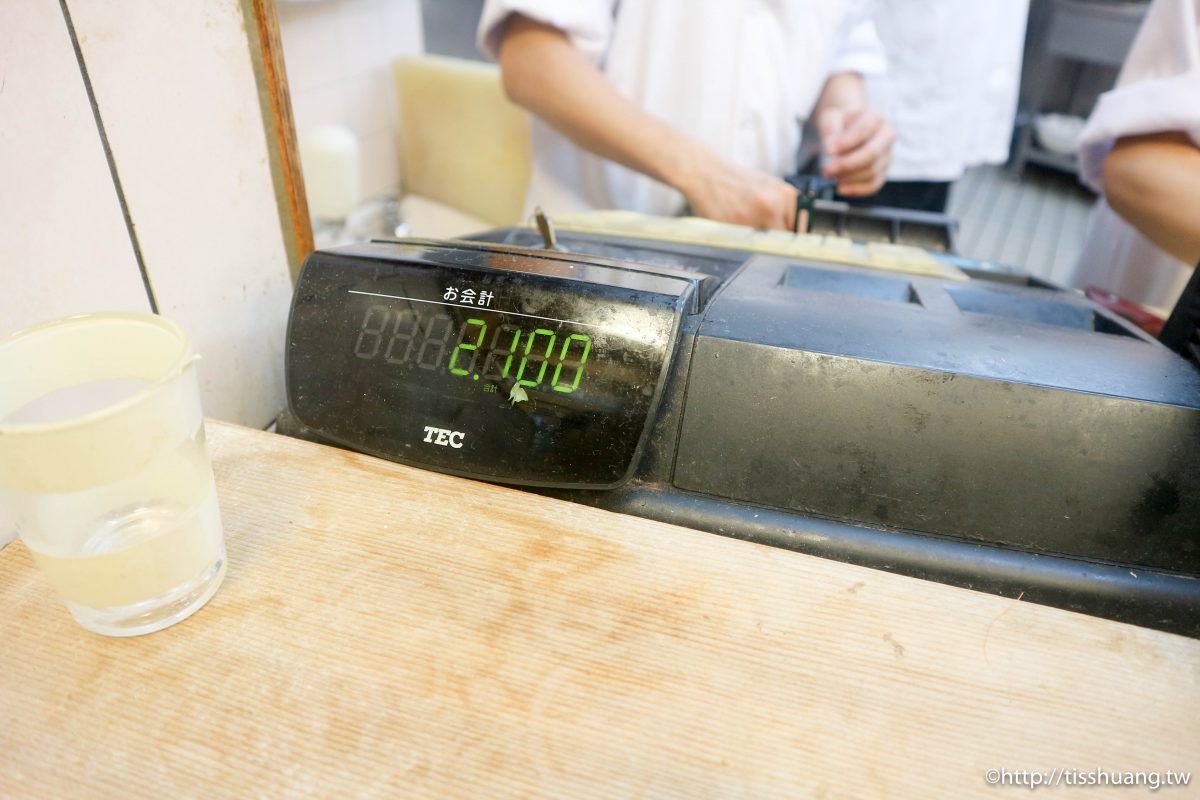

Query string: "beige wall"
[0, 2, 151, 329]
[0, 0, 296, 428]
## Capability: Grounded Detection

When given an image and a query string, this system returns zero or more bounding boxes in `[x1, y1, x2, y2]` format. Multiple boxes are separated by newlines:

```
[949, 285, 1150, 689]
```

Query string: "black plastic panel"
[706, 254, 1198, 404]
[287, 242, 691, 487]
[947, 285, 1131, 335]
[780, 264, 919, 304]
[674, 336, 1200, 573]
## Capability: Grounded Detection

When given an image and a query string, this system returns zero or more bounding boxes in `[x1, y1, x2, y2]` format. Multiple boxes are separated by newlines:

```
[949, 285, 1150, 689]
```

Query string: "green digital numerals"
[448, 318, 487, 376]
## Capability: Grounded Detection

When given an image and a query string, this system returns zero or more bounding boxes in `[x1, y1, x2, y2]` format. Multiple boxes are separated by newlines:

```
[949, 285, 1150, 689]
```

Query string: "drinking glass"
[0, 312, 226, 636]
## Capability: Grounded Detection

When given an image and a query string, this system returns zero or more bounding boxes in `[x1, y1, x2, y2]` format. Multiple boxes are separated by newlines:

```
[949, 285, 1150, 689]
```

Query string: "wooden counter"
[2, 421, 1198, 798]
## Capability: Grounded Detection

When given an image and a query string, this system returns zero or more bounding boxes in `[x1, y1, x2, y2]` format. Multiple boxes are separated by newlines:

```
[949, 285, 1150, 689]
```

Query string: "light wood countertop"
[2, 420, 1197, 798]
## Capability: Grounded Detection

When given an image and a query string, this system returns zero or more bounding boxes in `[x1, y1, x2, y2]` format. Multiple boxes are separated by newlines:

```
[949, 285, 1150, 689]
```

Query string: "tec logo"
[422, 426, 465, 448]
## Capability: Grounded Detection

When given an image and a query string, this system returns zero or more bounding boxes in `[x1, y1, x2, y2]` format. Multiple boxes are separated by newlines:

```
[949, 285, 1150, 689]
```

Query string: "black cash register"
[279, 214, 1200, 637]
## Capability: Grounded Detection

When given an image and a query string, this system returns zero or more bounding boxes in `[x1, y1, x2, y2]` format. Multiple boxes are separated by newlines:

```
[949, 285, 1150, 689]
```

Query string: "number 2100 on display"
[353, 306, 593, 394]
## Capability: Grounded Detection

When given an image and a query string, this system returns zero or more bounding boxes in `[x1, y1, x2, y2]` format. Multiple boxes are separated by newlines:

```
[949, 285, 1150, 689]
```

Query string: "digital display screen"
[349, 301, 594, 397]
[287, 243, 690, 487]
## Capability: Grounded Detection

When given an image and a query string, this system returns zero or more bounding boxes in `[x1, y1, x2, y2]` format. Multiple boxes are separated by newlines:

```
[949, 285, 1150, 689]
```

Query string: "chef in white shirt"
[1068, 0, 1200, 312]
[477, 0, 894, 231]
[856, 0, 1030, 212]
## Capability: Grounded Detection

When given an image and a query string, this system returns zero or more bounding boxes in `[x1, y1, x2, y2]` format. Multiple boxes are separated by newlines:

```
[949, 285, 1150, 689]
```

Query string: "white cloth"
[477, 0, 884, 217]
[1068, 0, 1200, 310]
[864, 1, 1029, 181]
[1077, 0, 1200, 191]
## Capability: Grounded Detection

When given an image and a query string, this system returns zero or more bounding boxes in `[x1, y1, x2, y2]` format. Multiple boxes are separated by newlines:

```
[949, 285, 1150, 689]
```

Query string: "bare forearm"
[1104, 132, 1200, 264]
[496, 14, 796, 229]
[497, 15, 705, 195]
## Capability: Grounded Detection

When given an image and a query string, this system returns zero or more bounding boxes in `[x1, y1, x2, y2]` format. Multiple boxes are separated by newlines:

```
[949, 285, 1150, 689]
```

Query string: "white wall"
[0, 0, 296, 428]
[278, 0, 424, 202]
[0, 2, 151, 331]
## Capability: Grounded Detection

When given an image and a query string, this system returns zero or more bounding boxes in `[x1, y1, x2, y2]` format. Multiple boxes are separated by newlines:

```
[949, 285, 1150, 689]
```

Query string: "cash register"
[279, 211, 1200, 637]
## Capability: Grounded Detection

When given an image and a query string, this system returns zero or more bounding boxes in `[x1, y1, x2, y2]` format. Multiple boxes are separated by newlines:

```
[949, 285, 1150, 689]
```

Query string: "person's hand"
[677, 154, 799, 231]
[817, 107, 895, 197]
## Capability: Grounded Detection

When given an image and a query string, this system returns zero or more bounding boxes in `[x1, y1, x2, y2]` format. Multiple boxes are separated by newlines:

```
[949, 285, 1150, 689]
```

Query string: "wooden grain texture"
[1, 421, 1197, 799]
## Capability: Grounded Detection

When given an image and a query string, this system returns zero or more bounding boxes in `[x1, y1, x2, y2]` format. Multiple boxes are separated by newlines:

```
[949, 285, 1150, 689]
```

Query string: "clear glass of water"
[0, 312, 226, 636]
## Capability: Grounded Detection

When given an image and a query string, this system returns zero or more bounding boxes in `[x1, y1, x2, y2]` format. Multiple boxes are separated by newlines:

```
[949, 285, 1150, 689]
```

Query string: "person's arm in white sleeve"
[1076, 0, 1200, 264]
[812, 18, 894, 196]
[478, 0, 614, 64]
[490, 14, 799, 230]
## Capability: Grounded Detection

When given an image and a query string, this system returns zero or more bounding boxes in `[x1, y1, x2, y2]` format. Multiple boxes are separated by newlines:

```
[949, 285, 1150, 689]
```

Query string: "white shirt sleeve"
[1077, 0, 1200, 191]
[831, 17, 887, 77]
[477, 0, 618, 65]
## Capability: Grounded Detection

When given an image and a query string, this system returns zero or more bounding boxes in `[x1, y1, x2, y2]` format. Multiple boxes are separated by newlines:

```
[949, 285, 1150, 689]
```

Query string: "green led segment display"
[353, 306, 592, 394]
[448, 318, 486, 376]
[552, 334, 592, 392]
